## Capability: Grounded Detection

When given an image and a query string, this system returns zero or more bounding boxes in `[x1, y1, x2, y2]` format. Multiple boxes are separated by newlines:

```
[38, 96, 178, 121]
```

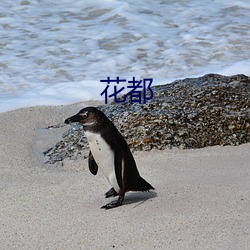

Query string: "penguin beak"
[64, 114, 81, 124]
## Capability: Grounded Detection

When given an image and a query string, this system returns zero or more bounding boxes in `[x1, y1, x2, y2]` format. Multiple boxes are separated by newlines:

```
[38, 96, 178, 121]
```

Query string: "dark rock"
[43, 74, 250, 164]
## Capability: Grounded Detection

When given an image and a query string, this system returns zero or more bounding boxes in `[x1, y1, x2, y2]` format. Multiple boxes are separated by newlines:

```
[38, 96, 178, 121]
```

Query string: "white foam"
[0, 0, 249, 112]
[218, 60, 250, 76]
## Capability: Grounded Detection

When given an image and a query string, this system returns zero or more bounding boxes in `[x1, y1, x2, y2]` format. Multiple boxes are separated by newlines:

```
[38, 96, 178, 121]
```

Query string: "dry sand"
[0, 102, 249, 249]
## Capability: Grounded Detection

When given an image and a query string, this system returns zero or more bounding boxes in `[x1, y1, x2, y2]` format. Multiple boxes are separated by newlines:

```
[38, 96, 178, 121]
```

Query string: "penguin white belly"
[85, 131, 120, 193]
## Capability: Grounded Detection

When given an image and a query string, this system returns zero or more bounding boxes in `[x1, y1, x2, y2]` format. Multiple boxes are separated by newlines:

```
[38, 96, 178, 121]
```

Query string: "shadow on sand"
[122, 190, 157, 208]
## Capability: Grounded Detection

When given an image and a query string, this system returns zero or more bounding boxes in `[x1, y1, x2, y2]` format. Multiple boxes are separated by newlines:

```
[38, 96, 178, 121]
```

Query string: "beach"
[1, 0, 250, 248]
[0, 102, 249, 249]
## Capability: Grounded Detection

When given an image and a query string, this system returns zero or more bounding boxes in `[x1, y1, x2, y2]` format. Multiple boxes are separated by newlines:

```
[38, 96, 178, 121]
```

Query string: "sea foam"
[0, 0, 249, 112]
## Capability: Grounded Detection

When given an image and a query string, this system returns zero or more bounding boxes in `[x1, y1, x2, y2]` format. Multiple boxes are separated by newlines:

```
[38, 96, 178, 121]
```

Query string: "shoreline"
[0, 102, 249, 249]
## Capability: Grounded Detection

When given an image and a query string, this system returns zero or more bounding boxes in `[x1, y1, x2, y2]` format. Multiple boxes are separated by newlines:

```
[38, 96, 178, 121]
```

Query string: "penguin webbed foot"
[101, 196, 124, 209]
[105, 187, 118, 198]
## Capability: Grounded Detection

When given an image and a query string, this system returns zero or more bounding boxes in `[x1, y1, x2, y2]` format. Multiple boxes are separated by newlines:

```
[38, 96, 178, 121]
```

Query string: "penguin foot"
[101, 196, 124, 209]
[105, 187, 118, 198]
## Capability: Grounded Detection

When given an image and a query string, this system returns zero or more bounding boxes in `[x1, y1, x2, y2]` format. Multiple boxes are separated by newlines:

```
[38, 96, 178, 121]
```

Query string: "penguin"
[65, 107, 154, 209]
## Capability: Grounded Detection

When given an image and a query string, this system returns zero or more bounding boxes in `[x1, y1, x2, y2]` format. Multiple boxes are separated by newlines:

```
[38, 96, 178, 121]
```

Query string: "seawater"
[0, 0, 250, 112]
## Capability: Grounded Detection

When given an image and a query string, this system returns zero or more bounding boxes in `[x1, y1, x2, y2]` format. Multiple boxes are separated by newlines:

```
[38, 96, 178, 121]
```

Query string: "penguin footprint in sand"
[65, 107, 154, 209]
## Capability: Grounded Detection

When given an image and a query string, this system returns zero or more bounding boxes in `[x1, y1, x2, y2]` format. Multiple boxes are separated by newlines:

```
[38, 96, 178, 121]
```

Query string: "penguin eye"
[79, 112, 88, 119]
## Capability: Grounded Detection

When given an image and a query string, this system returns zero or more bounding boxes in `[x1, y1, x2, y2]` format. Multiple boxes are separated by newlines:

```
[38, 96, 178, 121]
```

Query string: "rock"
[43, 74, 250, 164]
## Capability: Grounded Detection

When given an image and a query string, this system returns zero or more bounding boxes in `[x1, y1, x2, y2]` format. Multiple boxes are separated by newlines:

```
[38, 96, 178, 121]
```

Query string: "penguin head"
[65, 107, 110, 130]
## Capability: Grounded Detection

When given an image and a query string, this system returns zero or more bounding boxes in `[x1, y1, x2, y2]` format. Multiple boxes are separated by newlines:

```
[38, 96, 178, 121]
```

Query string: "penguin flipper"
[114, 146, 124, 190]
[88, 151, 98, 175]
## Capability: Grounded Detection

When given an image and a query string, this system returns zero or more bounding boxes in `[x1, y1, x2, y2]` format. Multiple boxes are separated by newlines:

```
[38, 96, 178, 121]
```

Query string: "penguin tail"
[131, 176, 154, 192]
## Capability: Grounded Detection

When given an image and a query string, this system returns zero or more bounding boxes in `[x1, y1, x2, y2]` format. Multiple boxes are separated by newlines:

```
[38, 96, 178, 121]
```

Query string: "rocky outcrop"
[44, 74, 250, 163]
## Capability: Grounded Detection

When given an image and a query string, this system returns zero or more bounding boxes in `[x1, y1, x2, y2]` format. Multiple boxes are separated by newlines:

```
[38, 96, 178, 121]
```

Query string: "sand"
[0, 102, 249, 249]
